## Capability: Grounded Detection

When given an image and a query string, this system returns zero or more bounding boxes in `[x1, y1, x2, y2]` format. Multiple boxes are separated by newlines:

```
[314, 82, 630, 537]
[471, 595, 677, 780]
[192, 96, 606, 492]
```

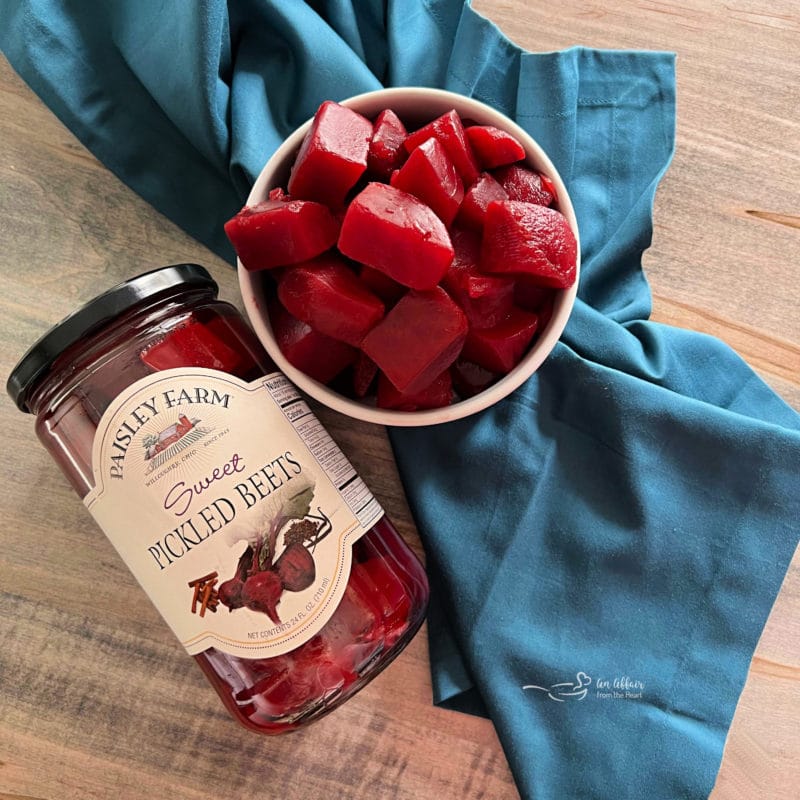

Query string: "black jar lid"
[7, 264, 218, 413]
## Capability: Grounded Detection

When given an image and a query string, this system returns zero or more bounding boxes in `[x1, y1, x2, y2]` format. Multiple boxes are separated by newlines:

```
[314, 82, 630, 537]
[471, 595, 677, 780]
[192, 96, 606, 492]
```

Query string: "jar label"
[84, 368, 383, 658]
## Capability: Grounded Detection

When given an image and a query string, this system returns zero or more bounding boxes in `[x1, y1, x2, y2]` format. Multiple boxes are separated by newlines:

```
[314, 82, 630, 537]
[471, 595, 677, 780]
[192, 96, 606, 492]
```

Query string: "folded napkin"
[3, 2, 798, 798]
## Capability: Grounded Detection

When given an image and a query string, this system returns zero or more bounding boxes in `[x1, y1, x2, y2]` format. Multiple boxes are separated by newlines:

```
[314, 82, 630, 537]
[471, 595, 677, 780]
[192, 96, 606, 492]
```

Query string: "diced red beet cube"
[240, 666, 299, 714]
[443, 225, 481, 273]
[323, 566, 388, 673]
[389, 137, 463, 227]
[514, 276, 554, 312]
[367, 108, 408, 180]
[321, 569, 385, 676]
[268, 187, 290, 201]
[287, 101, 373, 208]
[245, 653, 294, 682]
[310, 651, 360, 692]
[352, 557, 412, 647]
[450, 359, 500, 398]
[451, 278, 516, 330]
[539, 173, 559, 204]
[404, 109, 480, 186]
[376, 369, 453, 411]
[450, 225, 482, 259]
[198, 313, 267, 377]
[492, 164, 554, 206]
[352, 352, 379, 397]
[140, 318, 249, 373]
[338, 183, 454, 290]
[481, 201, 578, 289]
[294, 637, 358, 693]
[325, 579, 383, 646]
[256, 668, 318, 715]
[461, 308, 539, 373]
[250, 637, 349, 715]
[270, 301, 356, 383]
[361, 287, 467, 393]
[354, 555, 409, 605]
[277, 253, 384, 346]
[465, 125, 526, 169]
[456, 171, 509, 231]
[330, 641, 382, 678]
[358, 265, 407, 306]
[224, 199, 340, 272]
[442, 228, 516, 328]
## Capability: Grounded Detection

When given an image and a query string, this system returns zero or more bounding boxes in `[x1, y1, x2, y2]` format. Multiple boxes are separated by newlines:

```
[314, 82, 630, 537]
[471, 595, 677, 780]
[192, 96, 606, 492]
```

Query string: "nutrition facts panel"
[262, 374, 384, 530]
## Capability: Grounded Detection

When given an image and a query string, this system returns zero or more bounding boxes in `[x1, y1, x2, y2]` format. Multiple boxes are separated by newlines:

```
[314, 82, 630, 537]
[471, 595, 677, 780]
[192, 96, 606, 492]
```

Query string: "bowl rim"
[238, 86, 580, 427]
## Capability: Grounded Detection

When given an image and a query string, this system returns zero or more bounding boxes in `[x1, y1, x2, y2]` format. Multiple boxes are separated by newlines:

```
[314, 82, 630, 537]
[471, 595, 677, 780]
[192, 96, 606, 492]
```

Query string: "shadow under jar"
[8, 264, 429, 734]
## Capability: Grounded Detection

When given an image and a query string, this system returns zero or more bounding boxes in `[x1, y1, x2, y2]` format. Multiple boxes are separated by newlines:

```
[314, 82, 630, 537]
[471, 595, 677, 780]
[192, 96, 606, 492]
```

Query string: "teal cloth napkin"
[3, 2, 799, 798]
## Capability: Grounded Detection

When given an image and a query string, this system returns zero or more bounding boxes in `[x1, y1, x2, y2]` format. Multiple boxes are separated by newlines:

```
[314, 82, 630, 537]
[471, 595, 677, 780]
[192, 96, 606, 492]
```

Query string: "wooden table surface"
[1, 2, 798, 798]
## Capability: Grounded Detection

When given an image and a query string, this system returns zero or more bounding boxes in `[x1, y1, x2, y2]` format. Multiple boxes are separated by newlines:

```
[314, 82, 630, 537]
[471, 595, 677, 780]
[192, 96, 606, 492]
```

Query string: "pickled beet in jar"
[7, 264, 429, 733]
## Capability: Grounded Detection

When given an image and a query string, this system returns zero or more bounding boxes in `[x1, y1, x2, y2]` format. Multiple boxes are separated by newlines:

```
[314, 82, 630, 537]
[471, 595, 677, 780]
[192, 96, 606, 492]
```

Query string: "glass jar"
[8, 264, 429, 734]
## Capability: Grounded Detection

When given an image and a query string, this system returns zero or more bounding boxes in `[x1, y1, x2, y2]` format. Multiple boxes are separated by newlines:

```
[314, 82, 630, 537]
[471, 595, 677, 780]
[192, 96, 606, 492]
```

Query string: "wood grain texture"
[1, 1, 798, 798]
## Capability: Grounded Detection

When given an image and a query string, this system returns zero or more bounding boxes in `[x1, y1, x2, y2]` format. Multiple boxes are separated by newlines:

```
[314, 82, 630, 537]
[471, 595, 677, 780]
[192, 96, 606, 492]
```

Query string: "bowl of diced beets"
[231, 87, 580, 426]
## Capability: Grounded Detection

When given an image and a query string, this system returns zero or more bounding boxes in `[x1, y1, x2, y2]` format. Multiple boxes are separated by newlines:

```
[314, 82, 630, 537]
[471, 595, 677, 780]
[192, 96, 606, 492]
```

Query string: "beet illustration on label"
[200, 477, 333, 625]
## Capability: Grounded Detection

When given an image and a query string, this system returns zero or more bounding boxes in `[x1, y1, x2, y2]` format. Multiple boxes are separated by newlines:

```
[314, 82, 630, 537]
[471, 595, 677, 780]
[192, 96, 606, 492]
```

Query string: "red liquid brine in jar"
[7, 264, 429, 733]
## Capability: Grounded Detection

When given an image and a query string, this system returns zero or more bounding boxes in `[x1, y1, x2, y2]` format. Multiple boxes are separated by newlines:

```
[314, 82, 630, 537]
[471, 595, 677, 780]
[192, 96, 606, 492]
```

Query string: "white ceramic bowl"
[238, 87, 580, 426]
